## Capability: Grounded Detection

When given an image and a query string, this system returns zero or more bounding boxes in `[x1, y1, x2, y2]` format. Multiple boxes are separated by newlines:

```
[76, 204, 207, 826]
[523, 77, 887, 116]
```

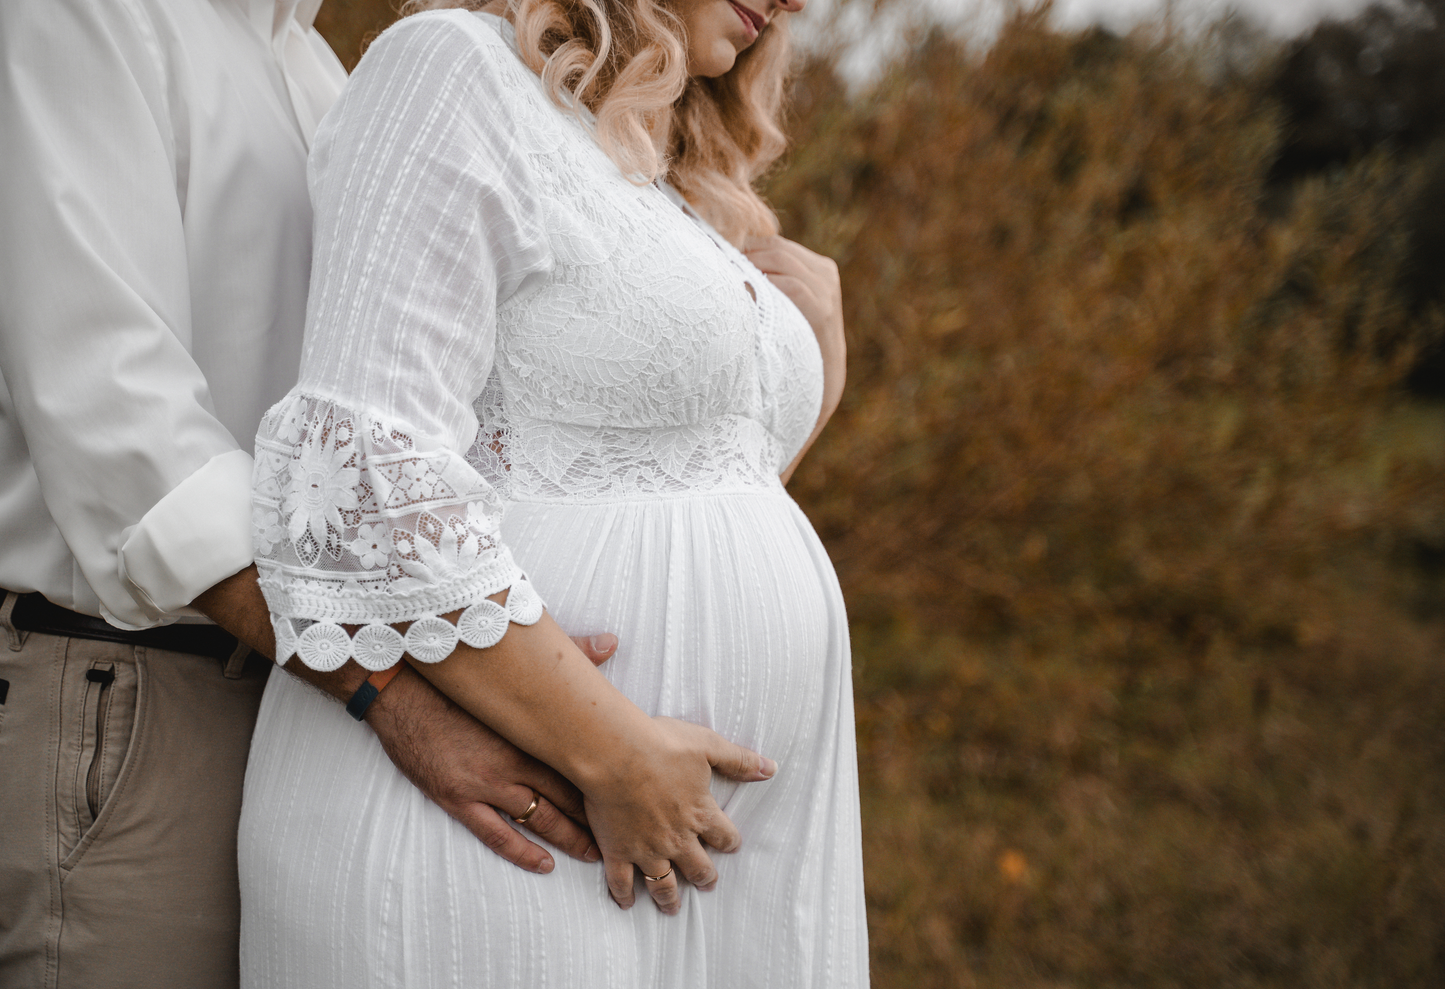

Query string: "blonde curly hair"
[399, 0, 791, 244]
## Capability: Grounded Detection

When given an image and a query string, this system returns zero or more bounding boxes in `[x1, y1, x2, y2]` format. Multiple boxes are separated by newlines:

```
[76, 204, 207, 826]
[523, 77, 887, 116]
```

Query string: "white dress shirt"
[0, 0, 345, 628]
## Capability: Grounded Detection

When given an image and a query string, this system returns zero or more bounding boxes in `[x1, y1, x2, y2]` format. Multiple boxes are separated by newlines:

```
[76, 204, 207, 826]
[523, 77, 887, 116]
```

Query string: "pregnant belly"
[501, 491, 841, 767]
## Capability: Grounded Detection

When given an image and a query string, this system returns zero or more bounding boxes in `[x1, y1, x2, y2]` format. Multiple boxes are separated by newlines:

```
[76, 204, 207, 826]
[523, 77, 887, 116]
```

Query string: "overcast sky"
[1048, 0, 1378, 35]
[812, 0, 1386, 81]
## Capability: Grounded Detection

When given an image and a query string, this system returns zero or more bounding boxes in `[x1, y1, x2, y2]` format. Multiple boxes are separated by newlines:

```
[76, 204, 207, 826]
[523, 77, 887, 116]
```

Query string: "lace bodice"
[252, 10, 823, 670]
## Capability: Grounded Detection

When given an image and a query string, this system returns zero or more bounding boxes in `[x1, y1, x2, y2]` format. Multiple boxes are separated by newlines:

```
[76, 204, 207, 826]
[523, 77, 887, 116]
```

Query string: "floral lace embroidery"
[462, 144, 819, 505]
[447, 18, 823, 505]
[253, 396, 544, 670]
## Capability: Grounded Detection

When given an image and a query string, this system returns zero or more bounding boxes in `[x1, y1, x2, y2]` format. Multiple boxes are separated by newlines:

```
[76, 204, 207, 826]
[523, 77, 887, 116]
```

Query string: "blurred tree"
[1269, 0, 1445, 177]
[1268, 0, 1445, 390]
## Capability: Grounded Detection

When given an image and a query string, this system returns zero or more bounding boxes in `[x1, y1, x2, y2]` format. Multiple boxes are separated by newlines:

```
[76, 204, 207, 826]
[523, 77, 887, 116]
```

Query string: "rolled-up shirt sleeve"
[0, 0, 253, 627]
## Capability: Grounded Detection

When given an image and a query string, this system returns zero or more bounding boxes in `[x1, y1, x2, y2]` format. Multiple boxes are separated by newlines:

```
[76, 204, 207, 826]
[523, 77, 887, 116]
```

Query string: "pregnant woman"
[239, 0, 866, 984]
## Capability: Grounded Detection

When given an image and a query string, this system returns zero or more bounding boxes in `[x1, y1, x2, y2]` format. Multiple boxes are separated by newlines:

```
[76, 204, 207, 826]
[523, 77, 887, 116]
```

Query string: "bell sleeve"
[252, 11, 553, 671]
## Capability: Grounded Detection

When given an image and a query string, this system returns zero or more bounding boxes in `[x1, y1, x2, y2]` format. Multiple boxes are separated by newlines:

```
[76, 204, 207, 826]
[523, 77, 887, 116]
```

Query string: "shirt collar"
[244, 0, 323, 44]
[280, 0, 324, 33]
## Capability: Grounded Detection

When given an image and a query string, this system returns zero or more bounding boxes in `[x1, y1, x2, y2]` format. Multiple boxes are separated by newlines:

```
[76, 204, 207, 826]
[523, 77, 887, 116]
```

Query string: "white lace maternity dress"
[238, 10, 867, 988]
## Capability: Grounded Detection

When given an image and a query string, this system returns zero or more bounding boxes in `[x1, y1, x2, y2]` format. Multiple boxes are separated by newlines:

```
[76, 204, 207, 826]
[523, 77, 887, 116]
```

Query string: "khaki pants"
[0, 599, 269, 989]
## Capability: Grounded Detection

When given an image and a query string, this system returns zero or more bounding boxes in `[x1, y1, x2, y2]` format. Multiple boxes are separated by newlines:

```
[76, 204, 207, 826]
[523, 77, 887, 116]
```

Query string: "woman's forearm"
[406, 595, 661, 791]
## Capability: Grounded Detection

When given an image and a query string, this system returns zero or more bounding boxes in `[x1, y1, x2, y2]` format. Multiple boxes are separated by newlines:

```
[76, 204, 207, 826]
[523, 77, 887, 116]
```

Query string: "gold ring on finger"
[512, 790, 540, 825]
[641, 866, 674, 883]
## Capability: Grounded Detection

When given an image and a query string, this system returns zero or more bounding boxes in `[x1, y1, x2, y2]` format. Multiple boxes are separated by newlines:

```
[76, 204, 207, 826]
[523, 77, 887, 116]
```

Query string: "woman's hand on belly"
[583, 716, 779, 914]
[406, 597, 778, 916]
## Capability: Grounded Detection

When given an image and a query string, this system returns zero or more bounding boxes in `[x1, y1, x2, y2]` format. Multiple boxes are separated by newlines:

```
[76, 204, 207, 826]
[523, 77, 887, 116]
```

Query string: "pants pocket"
[56, 646, 139, 867]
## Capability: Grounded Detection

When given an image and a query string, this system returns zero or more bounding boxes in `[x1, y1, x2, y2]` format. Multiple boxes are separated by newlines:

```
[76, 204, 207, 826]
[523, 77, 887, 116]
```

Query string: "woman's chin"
[689, 41, 741, 79]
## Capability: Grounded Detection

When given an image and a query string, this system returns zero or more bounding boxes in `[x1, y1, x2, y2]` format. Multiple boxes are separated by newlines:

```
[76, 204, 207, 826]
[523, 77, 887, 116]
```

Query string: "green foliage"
[770, 11, 1445, 988]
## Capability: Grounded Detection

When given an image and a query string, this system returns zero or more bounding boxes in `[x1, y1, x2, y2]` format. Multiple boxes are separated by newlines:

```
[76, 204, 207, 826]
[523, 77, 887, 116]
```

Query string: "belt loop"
[0, 592, 28, 651]
[223, 640, 252, 679]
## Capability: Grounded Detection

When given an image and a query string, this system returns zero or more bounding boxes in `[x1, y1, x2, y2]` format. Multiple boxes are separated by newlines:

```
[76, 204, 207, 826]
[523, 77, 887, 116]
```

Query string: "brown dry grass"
[315, 0, 400, 71]
[316, 4, 1445, 985]
[770, 10, 1445, 988]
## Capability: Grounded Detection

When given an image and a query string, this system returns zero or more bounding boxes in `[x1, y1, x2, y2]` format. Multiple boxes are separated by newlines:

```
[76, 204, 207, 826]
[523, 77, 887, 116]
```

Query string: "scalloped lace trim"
[271, 576, 545, 671]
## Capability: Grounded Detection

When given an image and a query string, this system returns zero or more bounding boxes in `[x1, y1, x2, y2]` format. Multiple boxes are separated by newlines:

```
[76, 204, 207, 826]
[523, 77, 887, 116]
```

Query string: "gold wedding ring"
[512, 790, 540, 825]
[641, 866, 674, 883]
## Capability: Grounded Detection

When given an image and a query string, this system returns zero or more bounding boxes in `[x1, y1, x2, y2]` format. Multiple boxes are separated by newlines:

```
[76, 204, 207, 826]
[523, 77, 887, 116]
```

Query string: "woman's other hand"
[742, 236, 845, 482]
[584, 716, 777, 915]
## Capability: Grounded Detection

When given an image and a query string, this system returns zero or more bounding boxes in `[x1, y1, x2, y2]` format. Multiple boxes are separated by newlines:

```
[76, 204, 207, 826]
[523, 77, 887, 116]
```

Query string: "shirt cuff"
[116, 449, 256, 625]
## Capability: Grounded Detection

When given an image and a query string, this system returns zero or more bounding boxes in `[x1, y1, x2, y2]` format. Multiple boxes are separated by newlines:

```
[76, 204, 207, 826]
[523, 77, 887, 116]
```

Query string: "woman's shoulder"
[351, 8, 527, 100]
[372, 8, 515, 54]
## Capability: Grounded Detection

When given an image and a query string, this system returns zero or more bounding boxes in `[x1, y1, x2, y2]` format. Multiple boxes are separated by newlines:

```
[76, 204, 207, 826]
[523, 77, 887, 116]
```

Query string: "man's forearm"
[191, 564, 371, 702]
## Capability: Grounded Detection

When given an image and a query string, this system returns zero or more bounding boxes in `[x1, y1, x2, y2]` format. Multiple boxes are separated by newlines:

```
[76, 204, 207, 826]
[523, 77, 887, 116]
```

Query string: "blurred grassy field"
[317, 3, 1445, 985]
[774, 11, 1445, 986]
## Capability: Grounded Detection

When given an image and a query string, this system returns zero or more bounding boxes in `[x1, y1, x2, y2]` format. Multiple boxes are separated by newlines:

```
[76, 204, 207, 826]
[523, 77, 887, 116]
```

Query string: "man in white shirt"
[0, 2, 629, 985]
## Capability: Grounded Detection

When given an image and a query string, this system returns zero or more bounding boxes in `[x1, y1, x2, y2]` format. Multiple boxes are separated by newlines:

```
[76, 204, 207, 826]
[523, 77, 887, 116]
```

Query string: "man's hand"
[361, 660, 610, 873]
[194, 565, 621, 873]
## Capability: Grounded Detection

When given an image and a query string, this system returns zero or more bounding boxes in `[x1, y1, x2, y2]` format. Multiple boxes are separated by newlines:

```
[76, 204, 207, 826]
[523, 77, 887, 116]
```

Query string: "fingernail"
[698, 881, 717, 892]
[759, 757, 778, 779]
[590, 634, 617, 654]
[585, 844, 601, 862]
[538, 856, 554, 874]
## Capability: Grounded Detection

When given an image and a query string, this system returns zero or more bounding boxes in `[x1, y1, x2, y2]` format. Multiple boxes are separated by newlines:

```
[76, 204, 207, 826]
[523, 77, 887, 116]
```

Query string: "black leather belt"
[10, 593, 247, 662]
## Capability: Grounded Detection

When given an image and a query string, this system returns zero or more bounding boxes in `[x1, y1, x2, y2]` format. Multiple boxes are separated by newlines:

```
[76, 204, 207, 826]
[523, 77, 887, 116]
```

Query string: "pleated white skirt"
[238, 489, 868, 988]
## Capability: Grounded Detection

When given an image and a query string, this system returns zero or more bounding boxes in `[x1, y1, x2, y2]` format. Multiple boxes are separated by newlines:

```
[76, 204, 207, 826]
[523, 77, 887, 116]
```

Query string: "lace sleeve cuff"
[253, 395, 545, 671]
[268, 576, 545, 672]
